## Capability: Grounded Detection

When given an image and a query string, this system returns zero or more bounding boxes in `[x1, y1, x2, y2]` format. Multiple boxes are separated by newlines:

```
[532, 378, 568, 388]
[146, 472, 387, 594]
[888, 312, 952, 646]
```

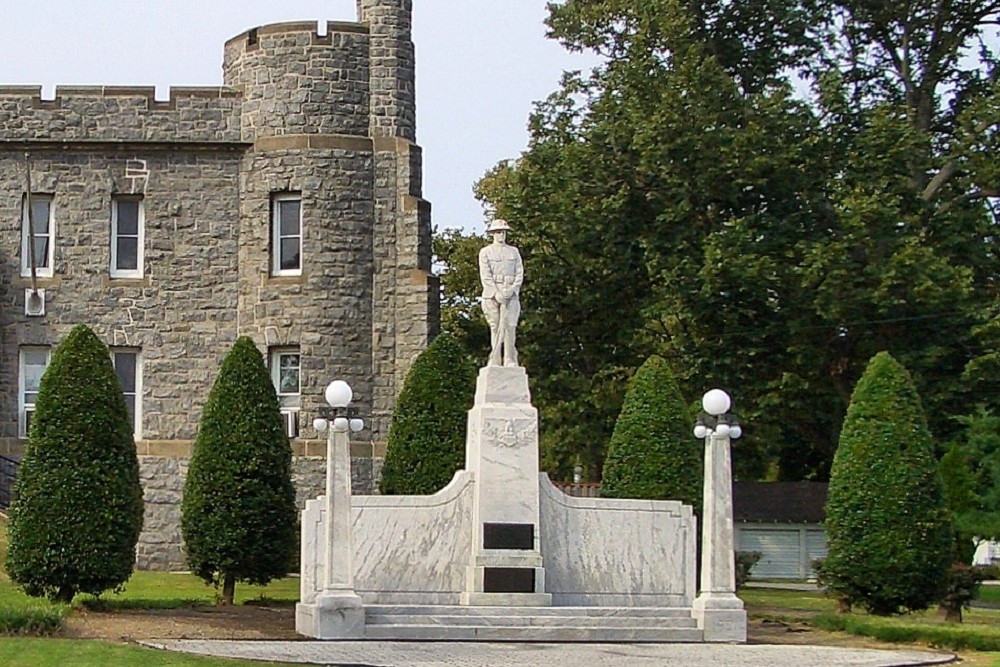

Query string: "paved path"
[143, 640, 955, 667]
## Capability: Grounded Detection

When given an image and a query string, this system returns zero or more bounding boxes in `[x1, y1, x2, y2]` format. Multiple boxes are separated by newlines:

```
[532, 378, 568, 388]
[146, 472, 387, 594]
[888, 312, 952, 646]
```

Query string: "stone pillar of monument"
[693, 430, 747, 641]
[461, 366, 551, 606]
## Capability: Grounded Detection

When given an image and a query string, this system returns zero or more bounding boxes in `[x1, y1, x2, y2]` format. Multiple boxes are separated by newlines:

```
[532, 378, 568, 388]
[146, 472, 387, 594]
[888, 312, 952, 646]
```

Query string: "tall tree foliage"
[181, 337, 297, 605]
[823, 352, 952, 615]
[5, 325, 143, 603]
[439, 0, 1000, 480]
[944, 407, 1000, 552]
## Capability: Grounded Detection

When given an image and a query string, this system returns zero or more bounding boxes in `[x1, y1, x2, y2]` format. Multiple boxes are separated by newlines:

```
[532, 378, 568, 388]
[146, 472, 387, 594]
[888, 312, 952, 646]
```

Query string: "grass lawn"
[980, 584, 1000, 604]
[741, 585, 1000, 666]
[77, 570, 299, 610]
[0, 638, 300, 667]
[0, 517, 300, 666]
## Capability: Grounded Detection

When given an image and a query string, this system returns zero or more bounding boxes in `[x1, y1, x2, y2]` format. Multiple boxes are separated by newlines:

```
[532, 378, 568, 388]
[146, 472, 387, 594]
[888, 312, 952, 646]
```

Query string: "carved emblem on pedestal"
[483, 419, 532, 449]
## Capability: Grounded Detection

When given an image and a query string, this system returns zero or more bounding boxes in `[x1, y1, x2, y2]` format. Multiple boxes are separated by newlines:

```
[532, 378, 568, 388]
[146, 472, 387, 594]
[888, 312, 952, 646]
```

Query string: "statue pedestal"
[462, 366, 551, 606]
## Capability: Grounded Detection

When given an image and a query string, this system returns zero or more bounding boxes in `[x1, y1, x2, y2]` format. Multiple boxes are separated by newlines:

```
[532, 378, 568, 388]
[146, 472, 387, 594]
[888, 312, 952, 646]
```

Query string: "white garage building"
[733, 482, 829, 580]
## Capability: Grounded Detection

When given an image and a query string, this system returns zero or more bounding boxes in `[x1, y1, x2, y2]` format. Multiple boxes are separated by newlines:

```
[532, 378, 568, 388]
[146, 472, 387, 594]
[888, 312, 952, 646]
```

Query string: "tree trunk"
[54, 585, 76, 604]
[940, 604, 962, 623]
[221, 574, 236, 606]
[836, 597, 851, 614]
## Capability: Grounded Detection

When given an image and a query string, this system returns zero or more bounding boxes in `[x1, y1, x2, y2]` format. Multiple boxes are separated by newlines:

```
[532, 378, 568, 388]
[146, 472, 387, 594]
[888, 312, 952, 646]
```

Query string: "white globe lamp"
[702, 389, 732, 416]
[325, 380, 353, 408]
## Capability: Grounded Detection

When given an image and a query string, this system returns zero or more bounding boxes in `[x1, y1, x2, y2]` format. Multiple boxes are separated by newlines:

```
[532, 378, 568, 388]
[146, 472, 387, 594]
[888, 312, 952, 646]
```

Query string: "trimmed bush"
[379, 332, 476, 495]
[600, 355, 702, 507]
[823, 351, 952, 615]
[735, 551, 762, 591]
[5, 325, 144, 603]
[181, 337, 297, 605]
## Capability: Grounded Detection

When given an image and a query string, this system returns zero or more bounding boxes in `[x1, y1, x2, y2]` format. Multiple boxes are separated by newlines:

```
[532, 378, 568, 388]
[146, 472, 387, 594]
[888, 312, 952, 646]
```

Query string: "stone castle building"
[0, 0, 438, 569]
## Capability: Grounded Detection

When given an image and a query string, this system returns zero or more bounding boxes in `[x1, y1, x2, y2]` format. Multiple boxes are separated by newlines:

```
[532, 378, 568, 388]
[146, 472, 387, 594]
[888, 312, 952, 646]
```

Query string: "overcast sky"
[0, 1, 600, 234]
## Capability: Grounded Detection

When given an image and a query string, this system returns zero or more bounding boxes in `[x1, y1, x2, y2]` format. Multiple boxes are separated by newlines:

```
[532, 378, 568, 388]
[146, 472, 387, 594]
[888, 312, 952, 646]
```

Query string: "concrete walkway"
[142, 639, 955, 667]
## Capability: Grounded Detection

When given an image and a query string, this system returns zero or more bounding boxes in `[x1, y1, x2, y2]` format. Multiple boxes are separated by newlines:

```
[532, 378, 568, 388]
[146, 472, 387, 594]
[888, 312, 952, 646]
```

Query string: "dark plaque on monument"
[483, 567, 535, 593]
[483, 522, 534, 550]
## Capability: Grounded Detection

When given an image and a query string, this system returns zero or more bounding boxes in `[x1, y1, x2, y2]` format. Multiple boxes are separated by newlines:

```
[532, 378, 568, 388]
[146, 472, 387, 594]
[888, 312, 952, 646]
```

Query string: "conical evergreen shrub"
[5, 324, 143, 602]
[601, 355, 702, 508]
[379, 332, 476, 495]
[823, 351, 952, 615]
[181, 336, 297, 604]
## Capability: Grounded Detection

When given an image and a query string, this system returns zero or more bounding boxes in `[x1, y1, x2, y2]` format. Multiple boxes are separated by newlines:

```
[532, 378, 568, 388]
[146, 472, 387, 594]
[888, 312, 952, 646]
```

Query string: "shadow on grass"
[0, 606, 67, 635]
[78, 597, 206, 612]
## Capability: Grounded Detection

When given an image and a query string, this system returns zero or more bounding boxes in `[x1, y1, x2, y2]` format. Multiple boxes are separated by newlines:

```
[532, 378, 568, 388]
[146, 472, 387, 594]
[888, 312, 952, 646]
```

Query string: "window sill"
[103, 275, 152, 288]
[13, 276, 61, 288]
[266, 273, 307, 286]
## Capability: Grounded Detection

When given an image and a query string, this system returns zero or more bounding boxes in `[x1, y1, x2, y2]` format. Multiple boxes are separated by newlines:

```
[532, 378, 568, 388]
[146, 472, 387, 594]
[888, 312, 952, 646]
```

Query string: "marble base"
[364, 604, 702, 642]
[295, 591, 365, 639]
[693, 593, 747, 642]
[461, 592, 553, 606]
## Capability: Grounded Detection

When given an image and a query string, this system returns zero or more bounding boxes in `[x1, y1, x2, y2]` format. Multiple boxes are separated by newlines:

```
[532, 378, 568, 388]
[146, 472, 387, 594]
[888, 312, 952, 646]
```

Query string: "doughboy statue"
[478, 219, 524, 367]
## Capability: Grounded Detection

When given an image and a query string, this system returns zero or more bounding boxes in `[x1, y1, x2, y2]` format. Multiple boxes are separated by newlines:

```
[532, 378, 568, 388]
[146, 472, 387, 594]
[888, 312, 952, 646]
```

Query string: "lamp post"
[308, 379, 365, 637]
[692, 388, 747, 642]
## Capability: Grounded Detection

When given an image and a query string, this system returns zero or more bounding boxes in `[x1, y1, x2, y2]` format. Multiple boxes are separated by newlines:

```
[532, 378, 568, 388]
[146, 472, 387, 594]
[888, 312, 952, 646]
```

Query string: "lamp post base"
[693, 592, 746, 642]
[295, 591, 365, 639]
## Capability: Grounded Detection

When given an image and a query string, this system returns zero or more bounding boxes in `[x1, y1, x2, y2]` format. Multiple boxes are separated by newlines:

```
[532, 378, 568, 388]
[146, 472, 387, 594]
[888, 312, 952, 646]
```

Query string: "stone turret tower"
[221, 0, 437, 440]
[358, 0, 416, 140]
[358, 0, 438, 436]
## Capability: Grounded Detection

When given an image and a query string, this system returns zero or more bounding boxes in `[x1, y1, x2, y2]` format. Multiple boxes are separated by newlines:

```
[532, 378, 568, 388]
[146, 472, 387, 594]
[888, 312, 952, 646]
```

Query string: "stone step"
[365, 614, 699, 628]
[364, 624, 704, 642]
[365, 605, 694, 618]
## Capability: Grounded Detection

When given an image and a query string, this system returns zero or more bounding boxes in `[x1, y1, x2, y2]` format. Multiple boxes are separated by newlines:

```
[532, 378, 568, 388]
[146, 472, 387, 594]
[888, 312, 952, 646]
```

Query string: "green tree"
[601, 355, 702, 508]
[434, 228, 490, 364]
[947, 407, 1000, 548]
[462, 0, 998, 480]
[181, 336, 297, 605]
[379, 332, 477, 495]
[823, 352, 952, 615]
[5, 325, 143, 603]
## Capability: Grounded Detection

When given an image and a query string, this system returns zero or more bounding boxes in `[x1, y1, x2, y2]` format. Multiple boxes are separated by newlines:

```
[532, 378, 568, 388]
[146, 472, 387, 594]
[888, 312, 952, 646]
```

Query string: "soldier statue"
[478, 219, 523, 367]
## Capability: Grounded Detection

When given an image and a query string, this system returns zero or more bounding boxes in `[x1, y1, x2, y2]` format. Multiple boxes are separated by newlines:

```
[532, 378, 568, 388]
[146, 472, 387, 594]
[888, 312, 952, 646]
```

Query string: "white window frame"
[110, 196, 145, 279]
[19, 346, 50, 438]
[269, 346, 301, 438]
[111, 348, 143, 440]
[21, 194, 55, 278]
[271, 193, 302, 277]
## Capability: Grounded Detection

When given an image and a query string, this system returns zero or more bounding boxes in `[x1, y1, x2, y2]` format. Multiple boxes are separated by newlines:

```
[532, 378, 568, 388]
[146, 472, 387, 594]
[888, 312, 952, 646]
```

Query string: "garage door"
[738, 528, 802, 579]
[806, 529, 827, 564]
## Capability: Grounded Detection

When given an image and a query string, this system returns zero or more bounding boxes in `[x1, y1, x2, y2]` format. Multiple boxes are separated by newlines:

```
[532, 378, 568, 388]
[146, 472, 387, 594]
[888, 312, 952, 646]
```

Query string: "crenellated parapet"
[223, 21, 373, 142]
[0, 86, 243, 144]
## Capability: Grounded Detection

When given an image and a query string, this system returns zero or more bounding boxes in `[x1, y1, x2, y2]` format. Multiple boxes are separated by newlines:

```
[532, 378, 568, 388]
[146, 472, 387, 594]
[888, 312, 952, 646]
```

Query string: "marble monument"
[295, 223, 745, 642]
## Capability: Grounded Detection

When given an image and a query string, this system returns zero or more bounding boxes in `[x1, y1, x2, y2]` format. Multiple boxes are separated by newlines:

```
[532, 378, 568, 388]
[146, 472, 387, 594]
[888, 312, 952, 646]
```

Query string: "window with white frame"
[111, 196, 144, 278]
[111, 348, 142, 439]
[19, 347, 50, 438]
[270, 347, 301, 438]
[271, 194, 302, 276]
[21, 194, 54, 278]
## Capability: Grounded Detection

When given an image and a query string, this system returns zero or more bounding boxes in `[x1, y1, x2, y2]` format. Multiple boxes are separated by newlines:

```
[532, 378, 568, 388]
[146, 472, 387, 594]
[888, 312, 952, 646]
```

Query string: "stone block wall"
[0, 149, 243, 441]
[223, 22, 371, 142]
[137, 454, 384, 571]
[0, 87, 242, 143]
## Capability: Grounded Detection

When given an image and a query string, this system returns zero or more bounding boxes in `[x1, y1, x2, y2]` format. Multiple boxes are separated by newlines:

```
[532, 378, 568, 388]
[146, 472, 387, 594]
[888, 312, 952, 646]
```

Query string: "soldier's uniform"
[478, 224, 523, 367]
